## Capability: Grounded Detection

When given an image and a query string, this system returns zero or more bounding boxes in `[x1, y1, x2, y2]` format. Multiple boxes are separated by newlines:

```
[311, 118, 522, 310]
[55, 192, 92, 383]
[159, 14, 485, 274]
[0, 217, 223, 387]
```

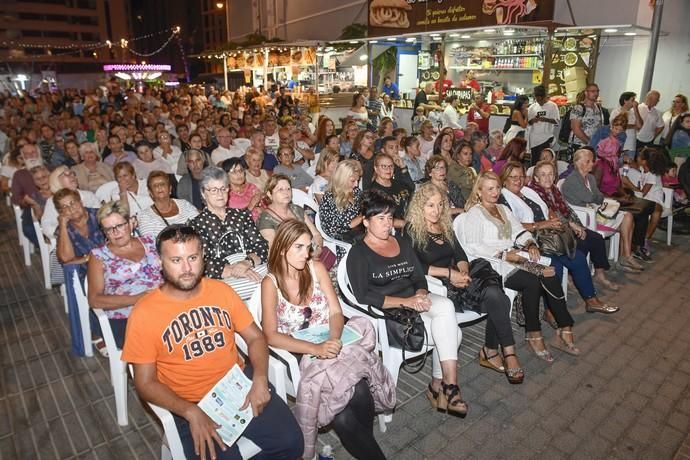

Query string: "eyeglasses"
[299, 306, 313, 330]
[204, 186, 229, 194]
[229, 168, 245, 174]
[507, 175, 525, 181]
[58, 200, 79, 211]
[432, 164, 447, 171]
[60, 170, 76, 178]
[102, 220, 130, 235]
[376, 164, 394, 170]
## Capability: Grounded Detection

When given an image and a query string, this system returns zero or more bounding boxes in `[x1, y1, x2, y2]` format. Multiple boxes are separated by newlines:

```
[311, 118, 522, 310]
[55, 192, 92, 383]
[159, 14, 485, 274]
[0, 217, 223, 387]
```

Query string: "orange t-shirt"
[122, 278, 254, 402]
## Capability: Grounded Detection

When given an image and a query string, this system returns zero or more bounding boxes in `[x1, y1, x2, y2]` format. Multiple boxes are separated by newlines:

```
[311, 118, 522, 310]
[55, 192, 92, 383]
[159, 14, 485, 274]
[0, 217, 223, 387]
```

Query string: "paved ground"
[1, 201, 689, 459]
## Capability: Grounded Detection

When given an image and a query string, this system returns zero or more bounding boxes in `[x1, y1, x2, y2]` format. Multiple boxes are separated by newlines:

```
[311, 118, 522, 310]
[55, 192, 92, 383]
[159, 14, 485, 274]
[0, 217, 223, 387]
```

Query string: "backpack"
[558, 104, 583, 143]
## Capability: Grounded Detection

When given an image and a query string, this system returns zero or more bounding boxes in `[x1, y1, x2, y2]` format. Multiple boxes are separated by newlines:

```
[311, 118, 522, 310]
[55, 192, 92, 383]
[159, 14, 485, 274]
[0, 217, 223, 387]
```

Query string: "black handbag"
[368, 305, 428, 374]
[450, 258, 502, 313]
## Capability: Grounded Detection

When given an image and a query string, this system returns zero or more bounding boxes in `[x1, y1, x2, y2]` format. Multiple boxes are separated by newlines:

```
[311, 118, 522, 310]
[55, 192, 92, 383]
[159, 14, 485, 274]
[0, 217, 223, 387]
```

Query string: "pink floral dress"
[91, 235, 163, 319]
[266, 262, 330, 335]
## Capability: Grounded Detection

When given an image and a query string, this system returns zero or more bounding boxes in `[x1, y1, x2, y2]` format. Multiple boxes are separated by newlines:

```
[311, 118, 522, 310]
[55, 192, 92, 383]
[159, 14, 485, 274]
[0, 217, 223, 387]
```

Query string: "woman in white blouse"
[136, 171, 198, 237]
[459, 171, 579, 361]
[109, 161, 153, 217]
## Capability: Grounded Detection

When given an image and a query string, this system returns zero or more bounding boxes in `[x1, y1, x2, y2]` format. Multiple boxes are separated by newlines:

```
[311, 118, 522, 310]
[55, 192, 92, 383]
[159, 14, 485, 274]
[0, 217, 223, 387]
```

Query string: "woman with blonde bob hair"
[319, 159, 364, 257]
[308, 147, 340, 204]
[405, 182, 523, 383]
[261, 220, 390, 460]
[461, 171, 578, 361]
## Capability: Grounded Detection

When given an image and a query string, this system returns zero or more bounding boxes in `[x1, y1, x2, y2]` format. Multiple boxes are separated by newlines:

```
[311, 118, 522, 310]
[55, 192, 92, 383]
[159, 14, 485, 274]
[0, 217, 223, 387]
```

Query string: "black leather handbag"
[450, 258, 502, 313]
[368, 305, 428, 373]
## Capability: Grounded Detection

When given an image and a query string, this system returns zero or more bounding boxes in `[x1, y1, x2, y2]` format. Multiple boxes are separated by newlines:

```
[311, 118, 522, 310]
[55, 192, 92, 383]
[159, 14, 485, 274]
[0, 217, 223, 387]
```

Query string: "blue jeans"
[21, 207, 39, 247]
[172, 366, 303, 460]
[551, 250, 596, 300]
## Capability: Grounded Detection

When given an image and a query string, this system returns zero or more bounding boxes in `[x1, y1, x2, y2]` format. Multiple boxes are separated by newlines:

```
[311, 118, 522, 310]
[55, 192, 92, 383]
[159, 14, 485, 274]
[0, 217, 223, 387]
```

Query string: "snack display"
[369, 0, 412, 28]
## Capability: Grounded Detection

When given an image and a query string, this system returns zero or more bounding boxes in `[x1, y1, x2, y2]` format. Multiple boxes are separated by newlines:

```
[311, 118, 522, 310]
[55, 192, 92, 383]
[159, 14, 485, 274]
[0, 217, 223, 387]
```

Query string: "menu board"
[225, 48, 317, 70]
[547, 34, 599, 104]
[368, 0, 554, 37]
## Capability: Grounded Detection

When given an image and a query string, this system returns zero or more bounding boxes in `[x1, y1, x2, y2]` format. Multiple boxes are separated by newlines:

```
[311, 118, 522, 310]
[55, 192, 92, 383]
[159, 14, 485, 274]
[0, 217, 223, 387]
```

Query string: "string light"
[1, 26, 181, 58]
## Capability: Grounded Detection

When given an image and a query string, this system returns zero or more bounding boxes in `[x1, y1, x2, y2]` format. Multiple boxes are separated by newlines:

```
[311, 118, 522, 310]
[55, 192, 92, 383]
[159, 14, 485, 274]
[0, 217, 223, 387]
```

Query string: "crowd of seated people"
[2, 80, 685, 459]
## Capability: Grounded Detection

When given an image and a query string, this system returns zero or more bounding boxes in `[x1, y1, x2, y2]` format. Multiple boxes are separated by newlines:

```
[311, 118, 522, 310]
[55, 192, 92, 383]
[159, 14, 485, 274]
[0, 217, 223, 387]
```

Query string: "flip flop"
[92, 338, 109, 358]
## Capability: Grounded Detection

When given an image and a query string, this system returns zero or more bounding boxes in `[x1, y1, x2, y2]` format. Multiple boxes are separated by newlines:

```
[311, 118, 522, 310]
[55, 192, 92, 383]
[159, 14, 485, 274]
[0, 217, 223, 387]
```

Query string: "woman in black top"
[404, 183, 523, 384]
[368, 153, 413, 230]
[347, 190, 467, 417]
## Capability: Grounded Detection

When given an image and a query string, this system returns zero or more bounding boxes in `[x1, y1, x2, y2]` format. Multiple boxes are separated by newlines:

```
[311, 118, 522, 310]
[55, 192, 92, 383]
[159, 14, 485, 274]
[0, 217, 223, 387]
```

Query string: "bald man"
[636, 90, 665, 151]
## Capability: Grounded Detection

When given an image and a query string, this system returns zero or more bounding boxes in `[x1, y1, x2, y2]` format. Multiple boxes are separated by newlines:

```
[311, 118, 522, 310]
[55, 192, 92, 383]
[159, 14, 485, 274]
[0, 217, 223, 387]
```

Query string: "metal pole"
[223, 53, 229, 91]
[641, 0, 664, 96]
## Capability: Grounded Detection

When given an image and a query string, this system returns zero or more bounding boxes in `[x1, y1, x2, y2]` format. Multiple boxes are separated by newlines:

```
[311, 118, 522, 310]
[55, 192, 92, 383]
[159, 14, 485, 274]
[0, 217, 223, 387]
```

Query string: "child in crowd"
[411, 106, 427, 135]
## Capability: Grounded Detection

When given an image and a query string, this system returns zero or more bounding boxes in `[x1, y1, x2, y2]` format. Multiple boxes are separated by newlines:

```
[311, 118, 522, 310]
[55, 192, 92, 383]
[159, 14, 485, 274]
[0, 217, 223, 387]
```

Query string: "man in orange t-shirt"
[122, 224, 303, 460]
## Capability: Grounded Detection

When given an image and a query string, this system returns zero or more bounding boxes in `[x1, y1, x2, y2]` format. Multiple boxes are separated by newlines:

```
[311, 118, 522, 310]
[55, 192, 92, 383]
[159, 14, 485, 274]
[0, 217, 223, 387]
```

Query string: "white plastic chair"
[128, 363, 261, 460]
[661, 187, 673, 245]
[82, 276, 129, 426]
[71, 270, 93, 357]
[233, 137, 251, 152]
[291, 188, 318, 213]
[314, 212, 351, 256]
[95, 181, 120, 204]
[13, 204, 33, 266]
[31, 217, 54, 290]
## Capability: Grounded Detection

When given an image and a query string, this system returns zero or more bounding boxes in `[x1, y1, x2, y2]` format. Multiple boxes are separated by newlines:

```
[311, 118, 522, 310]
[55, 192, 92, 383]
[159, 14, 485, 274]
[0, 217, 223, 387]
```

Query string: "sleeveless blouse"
[91, 234, 163, 319]
[266, 261, 329, 335]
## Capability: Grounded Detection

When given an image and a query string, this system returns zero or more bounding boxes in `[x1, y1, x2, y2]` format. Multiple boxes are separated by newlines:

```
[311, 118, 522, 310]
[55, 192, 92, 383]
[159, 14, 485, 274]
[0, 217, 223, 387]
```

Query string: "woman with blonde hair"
[404, 182, 523, 383]
[461, 171, 578, 361]
[319, 159, 364, 257]
[244, 146, 269, 191]
[308, 147, 340, 204]
[88, 200, 163, 348]
[41, 165, 100, 238]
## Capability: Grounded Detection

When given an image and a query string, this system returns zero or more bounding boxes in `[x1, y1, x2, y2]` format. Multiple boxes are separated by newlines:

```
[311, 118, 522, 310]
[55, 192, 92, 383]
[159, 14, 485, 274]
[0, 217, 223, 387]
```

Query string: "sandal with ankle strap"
[525, 336, 554, 363]
[478, 346, 504, 373]
[551, 329, 581, 356]
[437, 382, 468, 418]
[501, 352, 524, 384]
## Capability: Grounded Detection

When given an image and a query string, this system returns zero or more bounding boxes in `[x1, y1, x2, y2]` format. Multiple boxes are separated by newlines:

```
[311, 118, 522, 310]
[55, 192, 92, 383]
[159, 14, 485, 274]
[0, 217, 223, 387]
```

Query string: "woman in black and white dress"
[190, 166, 269, 299]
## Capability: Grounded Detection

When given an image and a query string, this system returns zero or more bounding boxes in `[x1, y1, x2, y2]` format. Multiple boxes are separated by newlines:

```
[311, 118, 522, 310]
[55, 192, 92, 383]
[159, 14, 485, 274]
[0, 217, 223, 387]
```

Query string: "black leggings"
[331, 379, 386, 460]
[481, 285, 516, 349]
[504, 270, 573, 333]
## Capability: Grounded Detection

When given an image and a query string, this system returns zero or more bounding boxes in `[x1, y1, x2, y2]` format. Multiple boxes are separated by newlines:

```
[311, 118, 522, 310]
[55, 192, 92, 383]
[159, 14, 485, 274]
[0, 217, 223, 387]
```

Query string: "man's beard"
[162, 268, 204, 291]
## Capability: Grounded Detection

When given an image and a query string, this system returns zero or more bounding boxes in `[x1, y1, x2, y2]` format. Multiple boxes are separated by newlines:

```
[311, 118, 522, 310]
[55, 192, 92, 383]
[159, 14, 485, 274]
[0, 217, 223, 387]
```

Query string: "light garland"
[103, 64, 172, 71]
[1, 26, 181, 59]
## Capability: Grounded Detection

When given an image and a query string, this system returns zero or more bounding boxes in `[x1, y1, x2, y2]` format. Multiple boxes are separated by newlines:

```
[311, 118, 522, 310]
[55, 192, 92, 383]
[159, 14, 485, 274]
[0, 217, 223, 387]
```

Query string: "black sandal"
[437, 382, 468, 418]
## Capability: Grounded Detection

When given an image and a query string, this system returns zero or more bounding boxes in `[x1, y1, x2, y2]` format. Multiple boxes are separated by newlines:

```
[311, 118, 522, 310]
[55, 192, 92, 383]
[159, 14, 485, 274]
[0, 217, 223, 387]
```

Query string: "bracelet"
[245, 256, 255, 268]
[448, 267, 452, 279]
